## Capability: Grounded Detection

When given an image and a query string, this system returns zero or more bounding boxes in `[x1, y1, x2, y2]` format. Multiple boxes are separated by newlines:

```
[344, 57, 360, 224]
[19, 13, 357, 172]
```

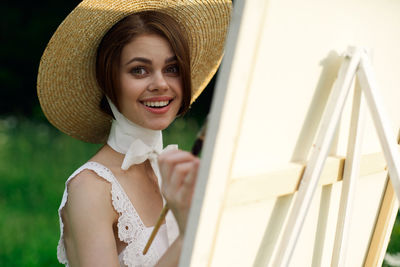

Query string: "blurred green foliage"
[0, 116, 199, 266]
[1, 1, 399, 266]
[0, 1, 213, 265]
[384, 216, 400, 266]
[387, 217, 400, 254]
[0, 117, 399, 266]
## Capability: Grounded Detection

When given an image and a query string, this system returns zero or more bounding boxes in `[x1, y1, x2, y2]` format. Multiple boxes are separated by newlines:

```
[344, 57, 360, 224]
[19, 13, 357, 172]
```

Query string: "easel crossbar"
[273, 47, 400, 267]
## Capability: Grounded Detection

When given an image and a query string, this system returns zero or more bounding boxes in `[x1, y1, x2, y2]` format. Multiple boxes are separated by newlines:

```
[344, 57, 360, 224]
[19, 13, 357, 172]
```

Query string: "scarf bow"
[121, 139, 178, 172]
[106, 98, 179, 244]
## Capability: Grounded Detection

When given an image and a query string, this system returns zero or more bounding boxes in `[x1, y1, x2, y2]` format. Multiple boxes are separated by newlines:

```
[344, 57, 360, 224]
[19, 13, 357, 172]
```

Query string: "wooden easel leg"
[273, 47, 363, 267]
[364, 179, 399, 267]
[331, 79, 366, 267]
[273, 47, 400, 267]
[357, 53, 400, 201]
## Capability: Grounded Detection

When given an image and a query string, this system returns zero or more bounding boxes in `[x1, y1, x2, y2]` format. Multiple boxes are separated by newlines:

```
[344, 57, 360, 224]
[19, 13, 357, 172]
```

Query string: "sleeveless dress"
[57, 161, 174, 267]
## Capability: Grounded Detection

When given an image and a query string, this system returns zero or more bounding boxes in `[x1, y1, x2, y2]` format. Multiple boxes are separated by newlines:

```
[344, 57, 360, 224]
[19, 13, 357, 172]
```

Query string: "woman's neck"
[107, 117, 162, 155]
[106, 97, 163, 156]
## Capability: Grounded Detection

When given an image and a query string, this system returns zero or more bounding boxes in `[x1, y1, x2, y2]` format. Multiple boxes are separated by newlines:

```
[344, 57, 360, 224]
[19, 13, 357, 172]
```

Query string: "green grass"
[0, 117, 101, 266]
[0, 116, 198, 266]
[384, 216, 400, 267]
[0, 117, 398, 266]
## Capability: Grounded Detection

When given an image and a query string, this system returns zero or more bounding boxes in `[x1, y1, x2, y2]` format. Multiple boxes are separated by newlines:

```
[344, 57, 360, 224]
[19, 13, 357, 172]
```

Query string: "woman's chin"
[146, 119, 175, 131]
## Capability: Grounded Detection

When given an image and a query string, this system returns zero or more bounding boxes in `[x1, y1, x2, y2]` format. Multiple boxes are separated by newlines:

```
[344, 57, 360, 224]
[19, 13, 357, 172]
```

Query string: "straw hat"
[37, 0, 231, 143]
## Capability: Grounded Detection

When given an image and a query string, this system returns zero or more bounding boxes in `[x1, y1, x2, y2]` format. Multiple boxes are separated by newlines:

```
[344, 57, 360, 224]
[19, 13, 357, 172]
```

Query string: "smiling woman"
[96, 11, 193, 129]
[36, 0, 231, 266]
[117, 34, 183, 130]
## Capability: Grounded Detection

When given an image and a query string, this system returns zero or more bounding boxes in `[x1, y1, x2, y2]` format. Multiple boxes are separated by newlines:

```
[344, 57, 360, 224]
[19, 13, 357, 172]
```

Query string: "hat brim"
[37, 0, 231, 143]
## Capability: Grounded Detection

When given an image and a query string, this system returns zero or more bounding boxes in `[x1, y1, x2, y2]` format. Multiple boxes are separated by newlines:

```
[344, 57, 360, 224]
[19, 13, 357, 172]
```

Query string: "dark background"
[2, 1, 80, 118]
[0, 2, 219, 265]
[1, 0, 216, 122]
[1, 1, 399, 266]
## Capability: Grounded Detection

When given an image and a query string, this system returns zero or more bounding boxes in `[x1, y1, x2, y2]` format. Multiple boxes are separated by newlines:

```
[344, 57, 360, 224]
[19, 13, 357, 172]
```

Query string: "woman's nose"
[148, 72, 168, 91]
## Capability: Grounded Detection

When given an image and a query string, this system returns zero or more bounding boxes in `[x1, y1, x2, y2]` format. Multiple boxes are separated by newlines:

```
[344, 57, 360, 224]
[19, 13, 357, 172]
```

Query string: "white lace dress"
[57, 162, 176, 267]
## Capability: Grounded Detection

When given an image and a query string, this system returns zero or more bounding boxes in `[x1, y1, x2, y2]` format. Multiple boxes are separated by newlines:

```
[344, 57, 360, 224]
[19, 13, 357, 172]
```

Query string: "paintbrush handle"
[143, 203, 170, 255]
[191, 118, 208, 156]
[191, 136, 204, 156]
[143, 119, 208, 255]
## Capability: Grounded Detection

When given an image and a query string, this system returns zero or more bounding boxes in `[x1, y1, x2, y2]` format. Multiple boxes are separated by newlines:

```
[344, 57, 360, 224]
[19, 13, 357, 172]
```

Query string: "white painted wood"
[181, 1, 400, 266]
[230, 0, 400, 178]
[272, 48, 363, 267]
[180, 0, 270, 266]
[331, 80, 366, 267]
[358, 53, 400, 202]
[225, 151, 394, 206]
[344, 172, 389, 266]
[272, 47, 400, 266]
[226, 152, 396, 208]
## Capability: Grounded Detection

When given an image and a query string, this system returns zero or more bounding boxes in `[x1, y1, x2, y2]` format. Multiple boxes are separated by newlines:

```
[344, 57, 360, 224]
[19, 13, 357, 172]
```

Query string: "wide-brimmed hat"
[37, 0, 231, 143]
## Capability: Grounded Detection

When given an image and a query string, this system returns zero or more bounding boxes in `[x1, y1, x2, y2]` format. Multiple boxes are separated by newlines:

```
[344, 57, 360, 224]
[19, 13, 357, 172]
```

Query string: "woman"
[37, 1, 231, 266]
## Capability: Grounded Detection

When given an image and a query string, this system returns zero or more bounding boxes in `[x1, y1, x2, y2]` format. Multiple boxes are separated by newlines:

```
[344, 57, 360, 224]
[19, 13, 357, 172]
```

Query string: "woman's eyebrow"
[125, 55, 177, 66]
[125, 57, 152, 65]
[165, 56, 177, 63]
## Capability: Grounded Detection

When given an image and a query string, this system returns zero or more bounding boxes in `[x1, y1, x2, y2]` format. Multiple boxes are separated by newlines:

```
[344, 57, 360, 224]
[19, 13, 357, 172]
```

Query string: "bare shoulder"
[61, 169, 120, 266]
[68, 169, 111, 201]
[64, 169, 117, 222]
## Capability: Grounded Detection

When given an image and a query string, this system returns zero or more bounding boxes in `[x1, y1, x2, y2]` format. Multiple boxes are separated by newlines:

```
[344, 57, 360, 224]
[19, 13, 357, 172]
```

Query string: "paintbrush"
[142, 118, 208, 255]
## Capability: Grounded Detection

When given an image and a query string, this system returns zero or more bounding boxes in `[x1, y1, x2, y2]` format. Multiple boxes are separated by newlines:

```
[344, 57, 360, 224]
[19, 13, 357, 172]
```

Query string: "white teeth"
[143, 101, 169, 107]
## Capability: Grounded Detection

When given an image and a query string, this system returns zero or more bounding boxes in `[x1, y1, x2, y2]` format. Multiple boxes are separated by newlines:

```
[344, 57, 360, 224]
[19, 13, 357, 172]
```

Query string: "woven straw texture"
[37, 0, 231, 143]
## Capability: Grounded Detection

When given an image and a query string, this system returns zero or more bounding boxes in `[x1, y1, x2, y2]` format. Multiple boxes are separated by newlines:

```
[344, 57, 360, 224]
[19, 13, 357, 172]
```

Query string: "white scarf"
[106, 98, 179, 244]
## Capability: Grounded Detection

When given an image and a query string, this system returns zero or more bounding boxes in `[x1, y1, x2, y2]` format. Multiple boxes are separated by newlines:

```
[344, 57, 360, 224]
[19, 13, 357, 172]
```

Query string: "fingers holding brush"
[158, 150, 195, 183]
[144, 120, 208, 255]
[158, 150, 200, 234]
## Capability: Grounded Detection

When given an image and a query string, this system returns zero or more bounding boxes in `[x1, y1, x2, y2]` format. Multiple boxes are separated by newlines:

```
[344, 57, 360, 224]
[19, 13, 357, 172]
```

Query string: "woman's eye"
[166, 64, 179, 74]
[130, 67, 147, 75]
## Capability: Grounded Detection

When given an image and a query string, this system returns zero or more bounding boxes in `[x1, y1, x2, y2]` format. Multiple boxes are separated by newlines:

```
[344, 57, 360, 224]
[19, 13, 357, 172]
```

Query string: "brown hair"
[96, 11, 192, 117]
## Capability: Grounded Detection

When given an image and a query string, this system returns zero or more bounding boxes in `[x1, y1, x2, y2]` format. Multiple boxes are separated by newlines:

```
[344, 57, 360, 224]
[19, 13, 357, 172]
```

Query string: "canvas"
[180, 0, 400, 266]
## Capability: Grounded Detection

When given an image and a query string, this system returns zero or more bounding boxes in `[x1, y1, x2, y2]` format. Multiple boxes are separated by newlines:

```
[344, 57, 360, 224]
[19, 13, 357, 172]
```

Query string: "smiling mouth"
[142, 100, 172, 108]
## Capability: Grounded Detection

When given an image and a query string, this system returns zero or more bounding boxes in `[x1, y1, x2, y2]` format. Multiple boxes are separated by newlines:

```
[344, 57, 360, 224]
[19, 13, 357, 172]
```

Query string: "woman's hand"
[158, 149, 200, 234]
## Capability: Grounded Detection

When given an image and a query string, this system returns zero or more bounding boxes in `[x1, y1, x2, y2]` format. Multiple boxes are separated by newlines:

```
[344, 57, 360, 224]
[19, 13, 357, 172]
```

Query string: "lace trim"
[57, 162, 160, 266]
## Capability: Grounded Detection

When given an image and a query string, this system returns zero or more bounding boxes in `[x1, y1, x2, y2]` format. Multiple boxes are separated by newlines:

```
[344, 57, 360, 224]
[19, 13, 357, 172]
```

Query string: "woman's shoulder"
[67, 167, 112, 205]
[68, 167, 111, 193]
[63, 167, 118, 222]
[60, 166, 119, 266]
[63, 147, 122, 220]
[64, 148, 118, 207]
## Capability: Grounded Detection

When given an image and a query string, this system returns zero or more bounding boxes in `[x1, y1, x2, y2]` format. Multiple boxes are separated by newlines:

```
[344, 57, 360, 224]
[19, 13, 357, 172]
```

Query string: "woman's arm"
[155, 235, 183, 267]
[62, 170, 120, 267]
[155, 150, 200, 266]
[62, 150, 199, 267]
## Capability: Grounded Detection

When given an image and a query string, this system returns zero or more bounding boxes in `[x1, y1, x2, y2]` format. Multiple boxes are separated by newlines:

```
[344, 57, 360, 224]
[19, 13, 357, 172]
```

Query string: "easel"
[273, 47, 400, 267]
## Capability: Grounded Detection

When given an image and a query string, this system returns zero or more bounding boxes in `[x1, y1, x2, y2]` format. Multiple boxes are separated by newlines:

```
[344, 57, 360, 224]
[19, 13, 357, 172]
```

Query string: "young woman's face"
[118, 34, 183, 130]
